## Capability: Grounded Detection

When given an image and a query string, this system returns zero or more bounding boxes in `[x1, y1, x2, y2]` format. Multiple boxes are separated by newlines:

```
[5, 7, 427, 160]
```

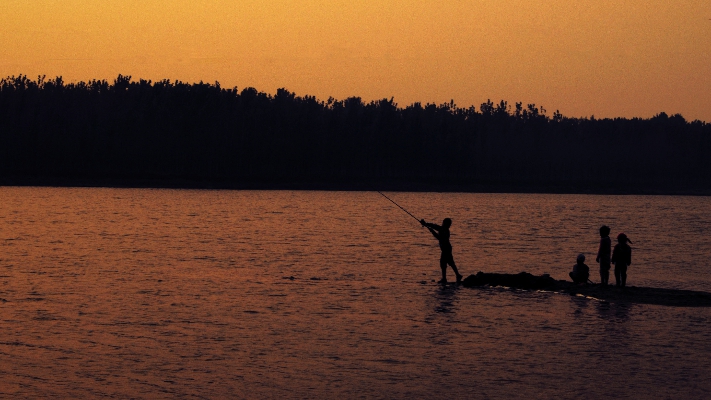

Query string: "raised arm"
[427, 226, 440, 239]
[420, 219, 442, 231]
[420, 219, 441, 239]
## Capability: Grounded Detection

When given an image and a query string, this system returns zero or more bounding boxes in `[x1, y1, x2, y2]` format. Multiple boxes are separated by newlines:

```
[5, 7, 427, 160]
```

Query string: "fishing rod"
[376, 191, 423, 225]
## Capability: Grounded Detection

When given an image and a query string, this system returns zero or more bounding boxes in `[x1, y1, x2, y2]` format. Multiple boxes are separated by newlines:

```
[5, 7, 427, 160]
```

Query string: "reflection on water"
[596, 299, 632, 322]
[433, 286, 459, 314]
[0, 188, 710, 398]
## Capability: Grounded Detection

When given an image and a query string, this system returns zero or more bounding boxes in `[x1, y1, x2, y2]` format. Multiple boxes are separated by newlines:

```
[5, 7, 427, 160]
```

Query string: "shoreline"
[2, 177, 710, 196]
[462, 272, 711, 307]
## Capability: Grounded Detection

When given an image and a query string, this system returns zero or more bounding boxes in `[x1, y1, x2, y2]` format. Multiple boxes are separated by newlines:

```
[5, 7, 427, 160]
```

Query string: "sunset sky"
[2, 0, 710, 121]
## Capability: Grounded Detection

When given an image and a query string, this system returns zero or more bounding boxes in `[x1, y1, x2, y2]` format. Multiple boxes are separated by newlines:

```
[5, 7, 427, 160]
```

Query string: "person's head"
[577, 253, 585, 264]
[600, 225, 611, 237]
[443, 218, 452, 228]
[617, 233, 632, 244]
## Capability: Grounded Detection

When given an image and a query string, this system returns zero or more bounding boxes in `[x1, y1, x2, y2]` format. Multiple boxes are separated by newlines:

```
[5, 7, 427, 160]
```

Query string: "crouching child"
[569, 253, 590, 284]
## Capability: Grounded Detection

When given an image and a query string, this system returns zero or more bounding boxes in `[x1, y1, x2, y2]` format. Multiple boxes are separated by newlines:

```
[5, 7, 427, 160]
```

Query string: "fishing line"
[376, 190, 422, 225]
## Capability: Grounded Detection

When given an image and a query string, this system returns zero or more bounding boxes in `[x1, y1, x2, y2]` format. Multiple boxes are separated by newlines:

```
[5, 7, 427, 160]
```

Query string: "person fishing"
[375, 191, 464, 284]
[420, 218, 463, 284]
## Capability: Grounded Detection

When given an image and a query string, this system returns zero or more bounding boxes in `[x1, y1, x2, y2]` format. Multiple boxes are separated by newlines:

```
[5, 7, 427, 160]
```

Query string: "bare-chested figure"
[421, 218, 463, 284]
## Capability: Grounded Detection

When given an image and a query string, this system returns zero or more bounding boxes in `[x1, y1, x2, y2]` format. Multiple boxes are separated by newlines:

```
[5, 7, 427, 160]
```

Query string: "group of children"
[420, 216, 633, 287]
[569, 225, 633, 287]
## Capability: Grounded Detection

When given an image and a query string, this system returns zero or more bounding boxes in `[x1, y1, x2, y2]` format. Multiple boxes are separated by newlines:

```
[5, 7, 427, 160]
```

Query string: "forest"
[1, 75, 710, 194]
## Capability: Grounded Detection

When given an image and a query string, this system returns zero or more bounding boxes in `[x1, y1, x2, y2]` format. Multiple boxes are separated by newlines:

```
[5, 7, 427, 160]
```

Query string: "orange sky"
[2, 0, 710, 121]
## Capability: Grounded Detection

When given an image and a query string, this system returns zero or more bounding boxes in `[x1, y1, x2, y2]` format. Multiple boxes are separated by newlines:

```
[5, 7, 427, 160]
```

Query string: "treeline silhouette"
[1, 75, 710, 193]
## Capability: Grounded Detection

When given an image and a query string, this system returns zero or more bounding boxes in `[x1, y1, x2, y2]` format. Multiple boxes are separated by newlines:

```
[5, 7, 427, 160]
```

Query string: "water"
[1, 188, 710, 399]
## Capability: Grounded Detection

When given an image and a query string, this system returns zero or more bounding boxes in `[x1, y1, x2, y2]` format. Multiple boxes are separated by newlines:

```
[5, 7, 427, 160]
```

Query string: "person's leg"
[620, 265, 627, 287]
[607, 266, 612, 285]
[569, 272, 584, 283]
[447, 253, 463, 282]
[600, 267, 609, 286]
[614, 266, 621, 287]
[439, 257, 448, 283]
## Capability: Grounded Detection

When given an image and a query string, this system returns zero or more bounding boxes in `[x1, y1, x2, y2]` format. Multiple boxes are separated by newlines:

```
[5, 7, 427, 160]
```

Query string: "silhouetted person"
[421, 218, 463, 284]
[596, 225, 612, 286]
[569, 253, 590, 284]
[611, 233, 632, 287]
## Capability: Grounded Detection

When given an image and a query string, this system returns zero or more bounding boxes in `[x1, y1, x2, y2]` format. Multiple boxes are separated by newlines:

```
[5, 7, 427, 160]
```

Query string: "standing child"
[611, 233, 632, 287]
[421, 218, 463, 284]
[596, 225, 612, 286]
[569, 253, 590, 284]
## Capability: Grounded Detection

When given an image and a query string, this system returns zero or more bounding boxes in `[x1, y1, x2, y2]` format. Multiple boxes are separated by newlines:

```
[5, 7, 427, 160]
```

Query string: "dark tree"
[1, 75, 709, 194]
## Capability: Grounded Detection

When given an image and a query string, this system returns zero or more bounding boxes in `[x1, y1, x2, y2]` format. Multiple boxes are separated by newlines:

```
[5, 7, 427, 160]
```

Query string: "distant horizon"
[2, 74, 709, 196]
[3, 1, 710, 122]
[3, 73, 708, 124]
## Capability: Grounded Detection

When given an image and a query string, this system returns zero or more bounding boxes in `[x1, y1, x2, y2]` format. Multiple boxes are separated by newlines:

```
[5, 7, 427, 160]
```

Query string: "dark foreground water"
[1, 188, 710, 399]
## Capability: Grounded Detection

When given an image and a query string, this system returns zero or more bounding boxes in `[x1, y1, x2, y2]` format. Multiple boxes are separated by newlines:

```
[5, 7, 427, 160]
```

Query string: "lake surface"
[1, 187, 710, 399]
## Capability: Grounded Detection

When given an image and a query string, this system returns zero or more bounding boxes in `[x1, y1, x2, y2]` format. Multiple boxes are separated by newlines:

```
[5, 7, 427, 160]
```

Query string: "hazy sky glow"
[2, 0, 710, 121]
